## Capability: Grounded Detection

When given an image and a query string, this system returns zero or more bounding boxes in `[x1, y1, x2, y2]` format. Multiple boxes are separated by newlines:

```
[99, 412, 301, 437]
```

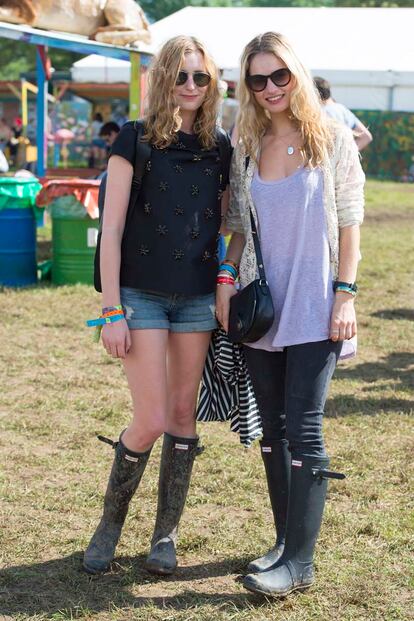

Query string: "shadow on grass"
[327, 351, 414, 417]
[371, 308, 414, 321]
[0, 552, 264, 617]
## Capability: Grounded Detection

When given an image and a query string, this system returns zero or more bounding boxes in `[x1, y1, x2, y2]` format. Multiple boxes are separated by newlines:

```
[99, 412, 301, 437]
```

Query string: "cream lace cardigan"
[224, 125, 365, 287]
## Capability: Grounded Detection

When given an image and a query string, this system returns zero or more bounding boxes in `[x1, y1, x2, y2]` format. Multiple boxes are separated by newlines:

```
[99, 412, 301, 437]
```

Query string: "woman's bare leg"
[166, 331, 212, 437]
[122, 329, 169, 451]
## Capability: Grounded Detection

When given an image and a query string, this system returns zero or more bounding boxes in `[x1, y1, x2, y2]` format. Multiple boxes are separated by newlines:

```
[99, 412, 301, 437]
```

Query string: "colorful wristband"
[86, 312, 125, 327]
[102, 305, 123, 314]
[333, 280, 358, 294]
[219, 264, 238, 279]
[335, 286, 357, 297]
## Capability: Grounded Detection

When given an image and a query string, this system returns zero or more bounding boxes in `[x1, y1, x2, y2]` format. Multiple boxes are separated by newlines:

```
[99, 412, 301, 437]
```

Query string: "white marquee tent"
[71, 7, 414, 112]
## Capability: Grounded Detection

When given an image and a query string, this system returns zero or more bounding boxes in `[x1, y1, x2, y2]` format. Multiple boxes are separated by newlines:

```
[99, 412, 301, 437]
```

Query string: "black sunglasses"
[246, 68, 292, 92]
[176, 71, 211, 87]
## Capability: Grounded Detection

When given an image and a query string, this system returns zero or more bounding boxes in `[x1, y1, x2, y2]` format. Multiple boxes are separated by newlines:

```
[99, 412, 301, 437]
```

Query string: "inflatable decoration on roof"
[0, 0, 151, 46]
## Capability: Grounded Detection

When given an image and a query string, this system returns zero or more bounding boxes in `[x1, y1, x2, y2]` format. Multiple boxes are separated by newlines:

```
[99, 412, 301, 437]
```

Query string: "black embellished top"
[110, 123, 230, 295]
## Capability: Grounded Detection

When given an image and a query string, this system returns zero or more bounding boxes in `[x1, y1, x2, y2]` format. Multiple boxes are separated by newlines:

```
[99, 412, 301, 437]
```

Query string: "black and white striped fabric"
[196, 329, 263, 448]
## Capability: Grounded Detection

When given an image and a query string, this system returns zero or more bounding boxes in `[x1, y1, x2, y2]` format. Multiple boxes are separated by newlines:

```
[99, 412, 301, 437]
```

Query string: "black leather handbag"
[227, 210, 274, 344]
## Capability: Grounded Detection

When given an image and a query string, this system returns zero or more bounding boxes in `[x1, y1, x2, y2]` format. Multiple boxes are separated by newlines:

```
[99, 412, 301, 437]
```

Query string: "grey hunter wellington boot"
[145, 433, 201, 575]
[247, 439, 291, 573]
[243, 455, 345, 597]
[83, 435, 152, 574]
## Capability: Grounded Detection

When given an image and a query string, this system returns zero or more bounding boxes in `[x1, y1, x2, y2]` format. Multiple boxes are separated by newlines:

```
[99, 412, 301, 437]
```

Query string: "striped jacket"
[196, 329, 262, 448]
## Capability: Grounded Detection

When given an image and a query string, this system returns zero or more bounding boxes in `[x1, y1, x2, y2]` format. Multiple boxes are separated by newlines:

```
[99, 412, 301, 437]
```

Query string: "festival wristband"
[86, 313, 125, 327]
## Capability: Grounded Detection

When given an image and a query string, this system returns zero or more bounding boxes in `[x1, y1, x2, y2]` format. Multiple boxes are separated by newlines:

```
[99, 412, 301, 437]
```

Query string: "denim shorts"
[120, 287, 218, 332]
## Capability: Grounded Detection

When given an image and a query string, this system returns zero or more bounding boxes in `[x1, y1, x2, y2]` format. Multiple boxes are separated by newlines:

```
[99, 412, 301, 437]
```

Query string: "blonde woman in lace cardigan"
[216, 32, 365, 598]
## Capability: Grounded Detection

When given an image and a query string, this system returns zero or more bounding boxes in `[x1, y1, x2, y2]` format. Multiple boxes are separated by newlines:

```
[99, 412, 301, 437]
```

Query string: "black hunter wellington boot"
[247, 439, 291, 573]
[83, 435, 152, 574]
[145, 433, 200, 575]
[243, 455, 345, 597]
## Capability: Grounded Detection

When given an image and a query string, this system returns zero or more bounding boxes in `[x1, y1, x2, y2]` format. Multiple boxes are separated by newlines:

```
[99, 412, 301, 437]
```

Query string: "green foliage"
[353, 110, 414, 180]
[139, 0, 414, 20]
[0, 39, 78, 81]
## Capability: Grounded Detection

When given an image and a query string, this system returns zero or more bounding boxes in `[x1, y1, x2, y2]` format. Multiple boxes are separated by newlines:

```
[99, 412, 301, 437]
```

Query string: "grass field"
[0, 180, 413, 621]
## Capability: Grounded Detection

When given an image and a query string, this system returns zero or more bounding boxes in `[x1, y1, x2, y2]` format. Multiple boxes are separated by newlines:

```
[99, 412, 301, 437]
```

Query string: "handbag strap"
[245, 156, 268, 284]
[249, 209, 268, 283]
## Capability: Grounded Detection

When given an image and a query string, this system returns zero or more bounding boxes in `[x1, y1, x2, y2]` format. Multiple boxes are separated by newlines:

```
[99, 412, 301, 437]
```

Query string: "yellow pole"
[129, 51, 141, 120]
[21, 80, 28, 138]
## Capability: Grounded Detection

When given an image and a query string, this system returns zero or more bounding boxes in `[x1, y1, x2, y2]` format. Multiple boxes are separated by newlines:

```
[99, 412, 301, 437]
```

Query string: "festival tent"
[148, 7, 414, 113]
[71, 54, 132, 83]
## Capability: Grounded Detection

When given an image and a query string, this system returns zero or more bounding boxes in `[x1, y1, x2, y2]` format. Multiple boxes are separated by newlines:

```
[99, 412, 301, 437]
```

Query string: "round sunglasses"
[176, 71, 211, 88]
[246, 68, 292, 93]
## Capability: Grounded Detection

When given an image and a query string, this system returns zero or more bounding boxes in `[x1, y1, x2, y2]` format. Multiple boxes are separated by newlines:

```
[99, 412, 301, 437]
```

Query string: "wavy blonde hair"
[143, 36, 220, 150]
[237, 32, 333, 167]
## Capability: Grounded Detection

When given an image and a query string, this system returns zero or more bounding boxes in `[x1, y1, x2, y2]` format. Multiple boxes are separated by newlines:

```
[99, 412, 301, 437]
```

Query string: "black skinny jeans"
[243, 340, 342, 458]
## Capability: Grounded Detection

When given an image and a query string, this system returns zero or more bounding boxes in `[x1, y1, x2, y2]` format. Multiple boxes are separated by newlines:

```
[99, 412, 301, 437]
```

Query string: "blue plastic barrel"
[0, 208, 37, 286]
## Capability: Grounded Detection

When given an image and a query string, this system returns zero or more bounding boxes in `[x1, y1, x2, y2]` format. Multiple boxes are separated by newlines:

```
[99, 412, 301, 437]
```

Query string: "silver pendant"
[287, 146, 294, 155]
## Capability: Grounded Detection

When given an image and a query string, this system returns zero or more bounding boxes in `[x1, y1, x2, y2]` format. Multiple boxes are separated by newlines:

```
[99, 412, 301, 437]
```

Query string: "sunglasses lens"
[176, 71, 188, 86]
[176, 71, 211, 87]
[193, 72, 211, 87]
[270, 68, 291, 87]
[246, 75, 267, 92]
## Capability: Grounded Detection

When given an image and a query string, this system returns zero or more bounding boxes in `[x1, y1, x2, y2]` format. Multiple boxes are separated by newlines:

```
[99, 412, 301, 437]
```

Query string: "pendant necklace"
[274, 129, 299, 156]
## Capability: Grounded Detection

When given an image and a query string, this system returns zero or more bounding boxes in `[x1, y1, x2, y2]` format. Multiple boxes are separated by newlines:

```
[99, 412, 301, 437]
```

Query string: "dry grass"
[0, 180, 413, 621]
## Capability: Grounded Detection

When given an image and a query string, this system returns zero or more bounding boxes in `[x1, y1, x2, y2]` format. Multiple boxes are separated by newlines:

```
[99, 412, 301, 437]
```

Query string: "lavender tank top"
[247, 166, 335, 352]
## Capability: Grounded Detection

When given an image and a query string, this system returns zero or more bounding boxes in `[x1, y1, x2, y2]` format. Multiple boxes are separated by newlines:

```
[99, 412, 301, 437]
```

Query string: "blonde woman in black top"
[83, 36, 231, 575]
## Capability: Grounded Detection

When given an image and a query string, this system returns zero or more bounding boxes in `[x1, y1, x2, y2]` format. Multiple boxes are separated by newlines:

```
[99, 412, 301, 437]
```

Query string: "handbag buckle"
[259, 279, 268, 286]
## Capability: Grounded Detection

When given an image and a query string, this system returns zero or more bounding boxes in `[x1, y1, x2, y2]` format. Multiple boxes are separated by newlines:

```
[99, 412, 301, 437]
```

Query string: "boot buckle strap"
[97, 435, 118, 449]
[312, 468, 346, 480]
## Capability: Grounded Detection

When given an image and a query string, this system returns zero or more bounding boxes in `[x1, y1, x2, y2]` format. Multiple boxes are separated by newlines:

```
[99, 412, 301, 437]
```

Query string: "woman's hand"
[215, 284, 238, 333]
[329, 293, 357, 342]
[102, 319, 131, 359]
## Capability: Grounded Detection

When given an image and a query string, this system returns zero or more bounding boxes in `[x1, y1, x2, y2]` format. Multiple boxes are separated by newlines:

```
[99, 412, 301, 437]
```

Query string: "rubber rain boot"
[145, 433, 201, 575]
[83, 435, 152, 574]
[243, 455, 345, 597]
[247, 439, 291, 573]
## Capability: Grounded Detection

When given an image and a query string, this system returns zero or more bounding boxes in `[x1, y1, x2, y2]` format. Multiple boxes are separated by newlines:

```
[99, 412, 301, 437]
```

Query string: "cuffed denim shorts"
[120, 287, 217, 332]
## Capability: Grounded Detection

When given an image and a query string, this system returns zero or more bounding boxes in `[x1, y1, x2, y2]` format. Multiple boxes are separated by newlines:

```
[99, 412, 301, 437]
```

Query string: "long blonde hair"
[144, 36, 220, 150]
[237, 32, 333, 167]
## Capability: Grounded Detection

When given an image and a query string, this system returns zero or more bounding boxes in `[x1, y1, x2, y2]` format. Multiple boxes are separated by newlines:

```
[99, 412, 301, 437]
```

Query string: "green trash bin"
[49, 194, 99, 285]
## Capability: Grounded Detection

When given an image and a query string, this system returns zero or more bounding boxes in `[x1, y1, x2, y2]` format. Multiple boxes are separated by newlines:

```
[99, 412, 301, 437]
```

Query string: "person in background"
[83, 35, 231, 577]
[96, 122, 121, 194]
[0, 118, 11, 152]
[216, 32, 364, 598]
[89, 112, 106, 167]
[7, 117, 23, 167]
[314, 76, 372, 151]
[99, 121, 121, 150]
